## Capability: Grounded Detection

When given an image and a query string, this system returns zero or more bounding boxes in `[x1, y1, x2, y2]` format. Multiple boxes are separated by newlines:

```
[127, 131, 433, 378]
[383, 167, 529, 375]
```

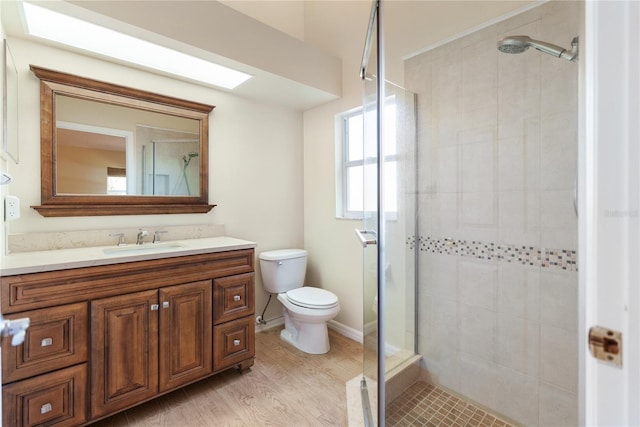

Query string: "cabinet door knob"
[41, 403, 52, 414]
[41, 337, 53, 347]
[151, 304, 159, 311]
[233, 339, 241, 346]
[163, 301, 170, 309]
[233, 295, 241, 302]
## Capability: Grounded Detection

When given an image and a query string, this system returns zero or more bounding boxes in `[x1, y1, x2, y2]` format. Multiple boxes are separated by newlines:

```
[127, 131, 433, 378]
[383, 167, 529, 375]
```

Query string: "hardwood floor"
[91, 328, 363, 426]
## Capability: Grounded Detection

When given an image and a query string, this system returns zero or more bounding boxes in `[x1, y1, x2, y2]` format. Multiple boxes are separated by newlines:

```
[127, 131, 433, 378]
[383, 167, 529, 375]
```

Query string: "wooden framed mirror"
[30, 65, 216, 217]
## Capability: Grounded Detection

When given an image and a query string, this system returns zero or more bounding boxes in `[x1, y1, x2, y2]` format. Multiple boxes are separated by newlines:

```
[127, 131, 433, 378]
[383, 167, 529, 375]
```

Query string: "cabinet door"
[91, 290, 158, 419]
[159, 281, 212, 392]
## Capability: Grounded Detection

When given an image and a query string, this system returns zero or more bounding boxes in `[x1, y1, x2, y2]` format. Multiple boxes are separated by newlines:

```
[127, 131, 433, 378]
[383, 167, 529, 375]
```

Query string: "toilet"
[259, 249, 340, 354]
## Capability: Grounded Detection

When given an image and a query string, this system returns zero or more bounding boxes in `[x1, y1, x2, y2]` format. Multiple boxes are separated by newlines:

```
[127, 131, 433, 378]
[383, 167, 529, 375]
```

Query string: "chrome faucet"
[109, 232, 126, 246]
[153, 230, 168, 243]
[136, 229, 148, 245]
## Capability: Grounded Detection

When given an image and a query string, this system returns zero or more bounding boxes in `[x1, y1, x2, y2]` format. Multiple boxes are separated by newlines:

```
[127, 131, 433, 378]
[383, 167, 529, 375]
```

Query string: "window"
[336, 100, 397, 219]
[107, 167, 127, 195]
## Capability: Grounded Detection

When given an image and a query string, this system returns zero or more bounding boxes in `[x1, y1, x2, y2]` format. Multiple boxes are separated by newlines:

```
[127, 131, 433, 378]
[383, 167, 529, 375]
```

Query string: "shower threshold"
[345, 354, 422, 426]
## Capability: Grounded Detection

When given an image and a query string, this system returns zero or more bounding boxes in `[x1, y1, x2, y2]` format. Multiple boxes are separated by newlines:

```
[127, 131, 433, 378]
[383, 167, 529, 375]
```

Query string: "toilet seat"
[286, 287, 338, 309]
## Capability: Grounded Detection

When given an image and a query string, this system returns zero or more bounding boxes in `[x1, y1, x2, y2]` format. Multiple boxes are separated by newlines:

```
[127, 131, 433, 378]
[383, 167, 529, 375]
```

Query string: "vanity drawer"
[2, 363, 87, 427]
[213, 273, 255, 324]
[213, 316, 255, 371]
[2, 302, 88, 384]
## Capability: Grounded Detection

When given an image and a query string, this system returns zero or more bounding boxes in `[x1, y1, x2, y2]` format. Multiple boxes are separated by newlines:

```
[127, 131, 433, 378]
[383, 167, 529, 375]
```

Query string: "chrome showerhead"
[497, 35, 578, 62]
[497, 35, 531, 54]
[182, 152, 199, 166]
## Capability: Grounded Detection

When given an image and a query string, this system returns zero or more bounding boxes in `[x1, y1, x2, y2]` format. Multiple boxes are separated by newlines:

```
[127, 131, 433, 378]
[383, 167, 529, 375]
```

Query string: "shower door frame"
[360, 0, 387, 424]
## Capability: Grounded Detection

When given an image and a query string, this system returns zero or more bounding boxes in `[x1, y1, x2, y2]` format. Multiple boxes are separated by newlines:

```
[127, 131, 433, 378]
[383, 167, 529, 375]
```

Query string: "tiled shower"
[402, 2, 579, 425]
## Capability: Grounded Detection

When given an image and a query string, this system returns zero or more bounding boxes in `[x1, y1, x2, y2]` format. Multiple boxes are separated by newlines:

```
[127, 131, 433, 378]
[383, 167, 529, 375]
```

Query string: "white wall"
[0, 1, 6, 255]
[221, 1, 305, 42]
[3, 37, 304, 323]
[303, 101, 364, 332]
[301, 2, 371, 332]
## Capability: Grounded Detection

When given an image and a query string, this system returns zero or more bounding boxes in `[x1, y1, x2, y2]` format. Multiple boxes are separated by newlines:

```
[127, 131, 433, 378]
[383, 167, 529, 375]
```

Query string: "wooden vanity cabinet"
[1, 248, 255, 426]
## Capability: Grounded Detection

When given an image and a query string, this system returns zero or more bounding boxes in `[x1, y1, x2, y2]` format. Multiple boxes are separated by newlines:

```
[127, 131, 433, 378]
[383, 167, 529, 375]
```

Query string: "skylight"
[22, 2, 253, 90]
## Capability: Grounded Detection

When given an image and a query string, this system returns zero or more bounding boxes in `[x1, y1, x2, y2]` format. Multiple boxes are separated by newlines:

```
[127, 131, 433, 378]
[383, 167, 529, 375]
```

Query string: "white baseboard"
[328, 319, 364, 343]
[364, 320, 376, 336]
[330, 319, 403, 356]
[256, 316, 365, 344]
[255, 315, 284, 334]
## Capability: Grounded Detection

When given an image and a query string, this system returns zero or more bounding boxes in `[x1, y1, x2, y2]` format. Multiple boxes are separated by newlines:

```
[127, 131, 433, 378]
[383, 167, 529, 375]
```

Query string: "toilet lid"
[286, 287, 339, 309]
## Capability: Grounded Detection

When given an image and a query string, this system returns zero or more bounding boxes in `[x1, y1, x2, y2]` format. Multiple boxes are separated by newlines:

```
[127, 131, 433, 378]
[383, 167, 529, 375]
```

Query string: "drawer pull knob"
[233, 295, 241, 302]
[41, 403, 52, 414]
[233, 339, 241, 346]
[41, 337, 53, 347]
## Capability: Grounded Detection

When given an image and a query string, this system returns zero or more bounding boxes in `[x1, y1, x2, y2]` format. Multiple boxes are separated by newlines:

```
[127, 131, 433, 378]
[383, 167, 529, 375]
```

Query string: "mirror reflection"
[56, 95, 200, 196]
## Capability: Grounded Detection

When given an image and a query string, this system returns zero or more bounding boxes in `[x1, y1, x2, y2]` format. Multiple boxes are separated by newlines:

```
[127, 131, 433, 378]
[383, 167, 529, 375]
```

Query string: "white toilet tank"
[259, 249, 307, 294]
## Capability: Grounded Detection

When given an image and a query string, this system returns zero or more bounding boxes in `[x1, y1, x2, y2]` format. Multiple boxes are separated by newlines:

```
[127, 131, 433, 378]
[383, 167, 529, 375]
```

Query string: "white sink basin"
[102, 242, 184, 255]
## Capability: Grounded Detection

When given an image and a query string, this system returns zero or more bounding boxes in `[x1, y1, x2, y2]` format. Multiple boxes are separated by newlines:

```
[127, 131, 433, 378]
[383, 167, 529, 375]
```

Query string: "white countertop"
[0, 236, 256, 276]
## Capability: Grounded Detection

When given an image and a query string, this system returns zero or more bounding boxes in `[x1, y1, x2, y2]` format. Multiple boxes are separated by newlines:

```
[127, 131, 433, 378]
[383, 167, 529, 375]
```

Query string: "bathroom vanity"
[0, 237, 256, 426]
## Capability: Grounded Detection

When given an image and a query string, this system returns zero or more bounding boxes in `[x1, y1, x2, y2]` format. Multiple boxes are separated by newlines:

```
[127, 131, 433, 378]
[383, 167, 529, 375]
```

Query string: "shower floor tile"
[387, 381, 516, 427]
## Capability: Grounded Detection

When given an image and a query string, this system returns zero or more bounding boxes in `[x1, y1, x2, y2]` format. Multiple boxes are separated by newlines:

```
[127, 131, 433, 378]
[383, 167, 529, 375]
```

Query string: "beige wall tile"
[539, 324, 578, 392]
[497, 314, 539, 377]
[538, 382, 579, 427]
[459, 259, 498, 311]
[497, 264, 540, 321]
[539, 270, 578, 332]
[459, 304, 496, 362]
[459, 354, 498, 410]
[496, 366, 540, 426]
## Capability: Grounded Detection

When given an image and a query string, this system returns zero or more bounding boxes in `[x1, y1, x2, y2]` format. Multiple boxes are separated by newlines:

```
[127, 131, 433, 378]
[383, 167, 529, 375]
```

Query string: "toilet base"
[280, 320, 331, 355]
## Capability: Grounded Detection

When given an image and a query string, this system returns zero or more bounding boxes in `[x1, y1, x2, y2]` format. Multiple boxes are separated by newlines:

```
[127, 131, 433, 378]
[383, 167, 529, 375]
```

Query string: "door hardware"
[588, 326, 622, 367]
[355, 229, 377, 247]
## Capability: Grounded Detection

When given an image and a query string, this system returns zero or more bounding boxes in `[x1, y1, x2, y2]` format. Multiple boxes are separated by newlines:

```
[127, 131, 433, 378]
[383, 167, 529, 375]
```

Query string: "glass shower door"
[359, 2, 418, 425]
[359, 1, 381, 424]
[359, 69, 379, 426]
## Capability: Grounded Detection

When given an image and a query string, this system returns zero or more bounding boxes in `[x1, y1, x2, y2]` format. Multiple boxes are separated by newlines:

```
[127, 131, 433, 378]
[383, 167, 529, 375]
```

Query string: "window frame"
[336, 100, 398, 220]
[340, 108, 367, 219]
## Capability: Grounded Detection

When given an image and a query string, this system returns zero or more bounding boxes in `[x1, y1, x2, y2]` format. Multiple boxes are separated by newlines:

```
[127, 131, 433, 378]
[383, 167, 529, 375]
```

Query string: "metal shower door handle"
[355, 229, 377, 247]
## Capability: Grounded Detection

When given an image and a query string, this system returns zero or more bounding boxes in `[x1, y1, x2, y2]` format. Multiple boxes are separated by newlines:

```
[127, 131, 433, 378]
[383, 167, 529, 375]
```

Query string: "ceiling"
[58, 128, 125, 152]
[2, 0, 344, 111]
[218, 0, 536, 85]
[2, 1, 536, 110]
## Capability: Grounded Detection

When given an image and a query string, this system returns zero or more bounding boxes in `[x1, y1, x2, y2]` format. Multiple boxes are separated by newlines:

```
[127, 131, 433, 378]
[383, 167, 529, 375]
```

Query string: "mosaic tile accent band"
[406, 236, 577, 271]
